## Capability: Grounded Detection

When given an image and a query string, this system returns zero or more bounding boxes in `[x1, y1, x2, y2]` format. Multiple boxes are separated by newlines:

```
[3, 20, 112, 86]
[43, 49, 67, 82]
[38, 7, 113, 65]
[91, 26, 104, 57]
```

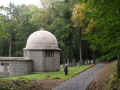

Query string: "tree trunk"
[79, 27, 83, 65]
[93, 51, 96, 64]
[9, 38, 12, 57]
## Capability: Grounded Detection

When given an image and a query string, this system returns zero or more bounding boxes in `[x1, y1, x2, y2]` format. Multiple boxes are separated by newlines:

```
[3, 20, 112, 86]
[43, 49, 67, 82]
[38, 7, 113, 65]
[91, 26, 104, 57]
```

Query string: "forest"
[0, 0, 120, 65]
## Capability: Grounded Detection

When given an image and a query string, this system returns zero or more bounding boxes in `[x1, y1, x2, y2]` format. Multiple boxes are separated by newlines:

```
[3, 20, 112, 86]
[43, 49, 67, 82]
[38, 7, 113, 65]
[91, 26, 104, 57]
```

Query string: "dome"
[25, 29, 59, 50]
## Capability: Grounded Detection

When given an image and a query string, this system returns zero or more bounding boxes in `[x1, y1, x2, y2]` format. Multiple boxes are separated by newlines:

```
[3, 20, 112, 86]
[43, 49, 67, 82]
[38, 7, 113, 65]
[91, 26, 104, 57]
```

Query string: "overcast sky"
[0, 0, 42, 8]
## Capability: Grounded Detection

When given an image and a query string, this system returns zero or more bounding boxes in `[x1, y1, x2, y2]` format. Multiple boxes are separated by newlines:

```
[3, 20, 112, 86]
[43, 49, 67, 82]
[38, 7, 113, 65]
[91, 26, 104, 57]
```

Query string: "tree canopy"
[0, 0, 119, 65]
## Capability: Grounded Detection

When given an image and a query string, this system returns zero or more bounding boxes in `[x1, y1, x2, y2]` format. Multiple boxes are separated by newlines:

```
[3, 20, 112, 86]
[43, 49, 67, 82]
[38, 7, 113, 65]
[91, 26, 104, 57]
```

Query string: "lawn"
[6, 64, 93, 80]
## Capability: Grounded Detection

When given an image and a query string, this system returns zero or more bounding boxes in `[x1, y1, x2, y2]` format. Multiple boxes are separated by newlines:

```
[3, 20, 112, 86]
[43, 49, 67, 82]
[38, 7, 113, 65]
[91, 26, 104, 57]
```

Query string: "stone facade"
[0, 57, 32, 77]
[24, 49, 45, 72]
[44, 50, 60, 72]
[24, 49, 60, 72]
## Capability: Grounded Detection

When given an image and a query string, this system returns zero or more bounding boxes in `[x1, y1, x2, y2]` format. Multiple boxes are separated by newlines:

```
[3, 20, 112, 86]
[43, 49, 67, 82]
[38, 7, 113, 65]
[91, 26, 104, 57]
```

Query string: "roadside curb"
[71, 64, 96, 78]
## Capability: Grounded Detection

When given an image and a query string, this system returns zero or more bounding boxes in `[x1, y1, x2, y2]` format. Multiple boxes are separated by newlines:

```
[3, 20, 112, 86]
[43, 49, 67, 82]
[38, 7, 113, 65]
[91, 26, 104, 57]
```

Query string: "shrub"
[0, 79, 37, 90]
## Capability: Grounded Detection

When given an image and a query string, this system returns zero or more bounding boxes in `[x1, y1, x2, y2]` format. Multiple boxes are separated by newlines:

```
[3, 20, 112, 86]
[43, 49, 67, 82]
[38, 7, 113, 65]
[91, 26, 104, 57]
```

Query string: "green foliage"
[1, 0, 119, 63]
[0, 79, 32, 90]
[71, 3, 88, 28]
[107, 74, 120, 90]
[83, 0, 120, 61]
[44, 0, 83, 63]
[0, 4, 40, 56]
[98, 53, 116, 62]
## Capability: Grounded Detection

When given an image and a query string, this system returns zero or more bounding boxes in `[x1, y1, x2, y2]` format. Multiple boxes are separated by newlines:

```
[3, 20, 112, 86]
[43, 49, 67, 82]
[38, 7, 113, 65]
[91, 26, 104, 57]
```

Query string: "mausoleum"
[0, 28, 60, 77]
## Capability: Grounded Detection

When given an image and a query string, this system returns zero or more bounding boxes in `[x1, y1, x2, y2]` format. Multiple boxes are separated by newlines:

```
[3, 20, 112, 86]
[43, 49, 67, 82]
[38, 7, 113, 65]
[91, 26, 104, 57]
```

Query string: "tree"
[71, 3, 88, 65]
[39, 0, 56, 8]
[0, 4, 41, 56]
[1, 3, 22, 56]
[83, 0, 120, 76]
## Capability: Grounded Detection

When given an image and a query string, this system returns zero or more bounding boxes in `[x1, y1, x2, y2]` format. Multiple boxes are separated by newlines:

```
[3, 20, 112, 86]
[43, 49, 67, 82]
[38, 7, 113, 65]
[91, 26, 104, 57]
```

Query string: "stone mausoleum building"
[0, 28, 60, 77]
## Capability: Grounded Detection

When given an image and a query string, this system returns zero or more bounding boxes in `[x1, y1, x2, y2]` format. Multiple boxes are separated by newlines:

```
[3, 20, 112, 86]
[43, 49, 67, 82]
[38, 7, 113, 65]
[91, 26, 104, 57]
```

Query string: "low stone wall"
[0, 57, 33, 78]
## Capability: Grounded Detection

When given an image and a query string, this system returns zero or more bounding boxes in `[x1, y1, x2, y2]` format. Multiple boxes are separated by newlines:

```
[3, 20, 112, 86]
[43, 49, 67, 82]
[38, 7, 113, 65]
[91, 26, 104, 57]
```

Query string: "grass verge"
[5, 64, 94, 80]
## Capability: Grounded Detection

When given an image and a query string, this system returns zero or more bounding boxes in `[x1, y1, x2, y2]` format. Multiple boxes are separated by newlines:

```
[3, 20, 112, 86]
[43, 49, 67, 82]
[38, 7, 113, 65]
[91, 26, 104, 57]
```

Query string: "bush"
[97, 53, 116, 62]
[0, 79, 46, 90]
[0, 79, 30, 90]
[107, 74, 120, 90]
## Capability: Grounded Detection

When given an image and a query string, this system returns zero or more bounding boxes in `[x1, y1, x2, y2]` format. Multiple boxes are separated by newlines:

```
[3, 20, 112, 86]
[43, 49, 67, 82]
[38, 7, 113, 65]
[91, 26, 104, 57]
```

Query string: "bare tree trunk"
[79, 27, 83, 65]
[93, 51, 96, 64]
[9, 38, 12, 57]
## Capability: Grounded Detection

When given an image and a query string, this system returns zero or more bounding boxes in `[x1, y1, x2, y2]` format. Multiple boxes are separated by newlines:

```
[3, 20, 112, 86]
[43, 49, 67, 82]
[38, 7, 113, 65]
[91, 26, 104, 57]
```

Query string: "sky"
[0, 0, 42, 8]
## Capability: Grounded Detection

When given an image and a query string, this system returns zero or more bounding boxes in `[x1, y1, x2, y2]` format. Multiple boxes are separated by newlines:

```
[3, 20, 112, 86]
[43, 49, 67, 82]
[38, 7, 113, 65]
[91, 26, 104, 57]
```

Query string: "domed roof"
[25, 29, 59, 50]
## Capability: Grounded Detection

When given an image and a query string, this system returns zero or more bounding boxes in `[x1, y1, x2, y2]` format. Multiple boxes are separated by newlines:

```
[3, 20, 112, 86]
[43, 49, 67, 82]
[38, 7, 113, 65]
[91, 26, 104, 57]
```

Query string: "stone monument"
[0, 28, 60, 77]
[24, 28, 60, 72]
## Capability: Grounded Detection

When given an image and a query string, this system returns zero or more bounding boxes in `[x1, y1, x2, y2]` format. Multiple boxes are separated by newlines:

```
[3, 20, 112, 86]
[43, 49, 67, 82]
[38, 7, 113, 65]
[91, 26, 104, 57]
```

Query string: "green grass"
[6, 65, 93, 80]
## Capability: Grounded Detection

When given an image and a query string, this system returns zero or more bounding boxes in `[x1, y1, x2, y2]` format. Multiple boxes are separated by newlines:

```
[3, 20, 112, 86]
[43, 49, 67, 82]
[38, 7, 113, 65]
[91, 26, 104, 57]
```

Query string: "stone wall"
[0, 57, 32, 77]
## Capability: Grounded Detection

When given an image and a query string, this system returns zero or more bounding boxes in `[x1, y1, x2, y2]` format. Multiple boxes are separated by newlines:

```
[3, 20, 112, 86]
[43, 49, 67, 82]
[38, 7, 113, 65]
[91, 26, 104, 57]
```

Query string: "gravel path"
[52, 63, 104, 90]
